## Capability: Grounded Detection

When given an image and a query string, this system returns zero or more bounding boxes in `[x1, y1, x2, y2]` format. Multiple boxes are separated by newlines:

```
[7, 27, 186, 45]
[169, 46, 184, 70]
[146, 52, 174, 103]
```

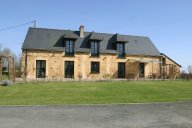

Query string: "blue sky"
[0, 0, 191, 71]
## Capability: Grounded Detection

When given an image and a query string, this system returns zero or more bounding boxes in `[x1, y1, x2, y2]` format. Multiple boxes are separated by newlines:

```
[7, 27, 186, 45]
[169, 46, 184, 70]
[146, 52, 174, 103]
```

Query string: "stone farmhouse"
[21, 26, 181, 81]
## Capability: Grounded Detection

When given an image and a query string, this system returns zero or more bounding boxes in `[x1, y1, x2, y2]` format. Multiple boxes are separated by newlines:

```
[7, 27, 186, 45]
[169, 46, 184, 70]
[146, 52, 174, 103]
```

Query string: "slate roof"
[63, 31, 79, 39]
[22, 27, 161, 56]
[161, 53, 181, 67]
[112, 34, 128, 43]
[89, 31, 103, 41]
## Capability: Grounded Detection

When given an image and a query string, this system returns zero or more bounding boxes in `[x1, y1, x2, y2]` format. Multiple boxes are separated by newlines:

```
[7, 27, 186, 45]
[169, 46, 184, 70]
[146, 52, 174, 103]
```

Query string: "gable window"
[117, 43, 125, 57]
[162, 58, 166, 66]
[90, 41, 99, 56]
[36, 60, 46, 78]
[91, 62, 100, 73]
[65, 40, 74, 55]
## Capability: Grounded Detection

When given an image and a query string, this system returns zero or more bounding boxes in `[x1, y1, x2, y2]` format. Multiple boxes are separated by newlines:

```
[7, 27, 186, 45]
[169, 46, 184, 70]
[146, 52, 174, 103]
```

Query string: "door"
[118, 62, 125, 78]
[139, 63, 145, 78]
[65, 61, 74, 78]
[36, 60, 46, 78]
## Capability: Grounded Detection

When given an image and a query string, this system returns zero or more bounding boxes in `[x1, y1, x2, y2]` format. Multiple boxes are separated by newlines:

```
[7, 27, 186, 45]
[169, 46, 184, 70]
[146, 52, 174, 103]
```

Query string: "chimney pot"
[79, 25, 84, 37]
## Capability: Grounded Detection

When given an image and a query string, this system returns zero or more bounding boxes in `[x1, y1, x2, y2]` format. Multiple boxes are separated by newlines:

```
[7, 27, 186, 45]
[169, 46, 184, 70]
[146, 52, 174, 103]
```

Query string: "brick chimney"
[79, 25, 84, 38]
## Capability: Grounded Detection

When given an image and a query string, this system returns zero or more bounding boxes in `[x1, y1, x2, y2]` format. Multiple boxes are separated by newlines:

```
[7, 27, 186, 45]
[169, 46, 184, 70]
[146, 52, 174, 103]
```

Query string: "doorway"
[139, 63, 145, 78]
[118, 62, 125, 78]
[65, 61, 74, 78]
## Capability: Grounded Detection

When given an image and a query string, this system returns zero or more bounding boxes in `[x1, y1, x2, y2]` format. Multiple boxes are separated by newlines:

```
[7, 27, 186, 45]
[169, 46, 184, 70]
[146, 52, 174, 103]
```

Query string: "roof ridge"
[29, 27, 76, 32]
[29, 27, 148, 38]
[85, 31, 148, 38]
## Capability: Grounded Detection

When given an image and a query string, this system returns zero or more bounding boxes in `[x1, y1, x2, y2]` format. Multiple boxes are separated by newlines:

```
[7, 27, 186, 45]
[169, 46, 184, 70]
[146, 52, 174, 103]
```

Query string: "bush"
[16, 70, 22, 78]
[180, 72, 192, 80]
[1, 80, 14, 86]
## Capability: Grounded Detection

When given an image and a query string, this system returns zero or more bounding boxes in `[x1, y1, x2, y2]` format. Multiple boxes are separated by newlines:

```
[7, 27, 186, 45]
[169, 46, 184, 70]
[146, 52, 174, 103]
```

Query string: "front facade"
[21, 26, 181, 80]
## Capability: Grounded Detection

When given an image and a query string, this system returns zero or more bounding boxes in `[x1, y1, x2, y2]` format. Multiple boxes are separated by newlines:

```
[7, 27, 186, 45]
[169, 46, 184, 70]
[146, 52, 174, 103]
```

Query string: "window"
[91, 62, 100, 73]
[117, 43, 125, 57]
[65, 40, 74, 55]
[90, 41, 99, 56]
[36, 60, 46, 78]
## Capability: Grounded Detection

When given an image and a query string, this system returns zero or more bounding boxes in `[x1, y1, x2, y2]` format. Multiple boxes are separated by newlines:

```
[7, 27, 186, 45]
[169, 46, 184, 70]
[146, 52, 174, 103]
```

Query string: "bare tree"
[0, 47, 21, 77]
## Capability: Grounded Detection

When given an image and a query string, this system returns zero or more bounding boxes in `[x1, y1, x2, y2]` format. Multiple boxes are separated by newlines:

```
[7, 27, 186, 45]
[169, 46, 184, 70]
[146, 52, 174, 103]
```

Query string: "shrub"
[180, 71, 192, 80]
[16, 70, 22, 78]
[1, 80, 14, 86]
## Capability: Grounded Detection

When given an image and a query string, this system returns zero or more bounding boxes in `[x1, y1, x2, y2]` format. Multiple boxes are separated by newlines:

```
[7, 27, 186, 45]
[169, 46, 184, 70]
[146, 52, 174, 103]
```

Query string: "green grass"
[0, 81, 192, 105]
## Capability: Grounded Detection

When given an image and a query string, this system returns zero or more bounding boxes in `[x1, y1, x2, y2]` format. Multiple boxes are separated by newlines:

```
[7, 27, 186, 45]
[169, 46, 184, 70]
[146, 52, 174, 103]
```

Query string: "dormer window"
[117, 42, 125, 57]
[111, 34, 127, 58]
[65, 40, 74, 56]
[162, 58, 166, 66]
[63, 31, 78, 56]
[90, 41, 99, 56]
[88, 32, 103, 57]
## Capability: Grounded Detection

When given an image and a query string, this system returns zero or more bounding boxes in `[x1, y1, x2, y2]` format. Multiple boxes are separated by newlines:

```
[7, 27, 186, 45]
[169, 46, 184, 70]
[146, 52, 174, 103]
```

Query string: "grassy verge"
[0, 81, 192, 105]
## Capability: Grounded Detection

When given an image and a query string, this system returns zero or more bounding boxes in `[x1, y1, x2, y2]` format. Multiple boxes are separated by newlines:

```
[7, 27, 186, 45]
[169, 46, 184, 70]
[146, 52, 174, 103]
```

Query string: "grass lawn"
[0, 81, 192, 105]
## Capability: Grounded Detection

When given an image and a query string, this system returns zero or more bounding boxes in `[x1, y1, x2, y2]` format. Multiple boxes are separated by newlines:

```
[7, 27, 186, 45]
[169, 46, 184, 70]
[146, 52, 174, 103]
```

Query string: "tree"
[0, 47, 21, 77]
[188, 65, 192, 74]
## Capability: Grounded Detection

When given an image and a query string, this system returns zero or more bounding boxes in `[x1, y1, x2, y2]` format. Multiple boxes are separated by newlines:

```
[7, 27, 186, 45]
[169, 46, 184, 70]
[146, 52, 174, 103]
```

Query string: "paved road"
[0, 102, 192, 128]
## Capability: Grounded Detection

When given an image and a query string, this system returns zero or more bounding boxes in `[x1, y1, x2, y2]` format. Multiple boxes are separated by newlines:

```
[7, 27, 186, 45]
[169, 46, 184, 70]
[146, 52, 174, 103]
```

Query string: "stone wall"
[21, 49, 164, 80]
[161, 55, 181, 78]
